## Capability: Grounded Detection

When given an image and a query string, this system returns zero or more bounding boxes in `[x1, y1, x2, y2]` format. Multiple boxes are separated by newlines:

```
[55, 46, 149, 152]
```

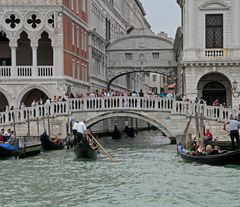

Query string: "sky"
[140, 0, 181, 38]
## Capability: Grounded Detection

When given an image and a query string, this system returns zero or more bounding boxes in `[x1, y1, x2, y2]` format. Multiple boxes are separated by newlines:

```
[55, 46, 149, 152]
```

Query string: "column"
[233, 0, 240, 47]
[187, 0, 195, 48]
[11, 46, 17, 77]
[32, 46, 37, 77]
[54, 47, 64, 77]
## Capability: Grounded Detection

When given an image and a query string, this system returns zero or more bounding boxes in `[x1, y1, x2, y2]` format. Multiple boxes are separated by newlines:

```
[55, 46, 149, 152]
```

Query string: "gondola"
[124, 126, 135, 137]
[74, 141, 99, 160]
[177, 145, 240, 166]
[112, 128, 121, 139]
[0, 143, 20, 159]
[40, 132, 64, 151]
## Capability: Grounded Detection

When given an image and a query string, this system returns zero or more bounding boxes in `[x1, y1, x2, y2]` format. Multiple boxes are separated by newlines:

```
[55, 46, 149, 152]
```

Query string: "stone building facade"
[176, 0, 240, 108]
[0, 0, 89, 110]
[88, 0, 150, 92]
[107, 29, 176, 93]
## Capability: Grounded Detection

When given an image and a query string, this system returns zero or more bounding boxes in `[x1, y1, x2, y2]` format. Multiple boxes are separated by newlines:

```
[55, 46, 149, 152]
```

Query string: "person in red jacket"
[0, 132, 4, 143]
[204, 129, 213, 146]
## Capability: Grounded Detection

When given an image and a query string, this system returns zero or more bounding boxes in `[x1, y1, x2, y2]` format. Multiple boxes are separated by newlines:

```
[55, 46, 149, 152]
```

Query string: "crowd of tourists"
[18, 89, 176, 108]
[186, 114, 240, 156]
[186, 129, 222, 156]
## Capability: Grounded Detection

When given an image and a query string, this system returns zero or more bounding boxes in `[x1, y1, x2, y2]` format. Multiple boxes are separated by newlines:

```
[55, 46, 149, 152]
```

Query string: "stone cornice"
[199, 1, 230, 10]
[181, 61, 240, 67]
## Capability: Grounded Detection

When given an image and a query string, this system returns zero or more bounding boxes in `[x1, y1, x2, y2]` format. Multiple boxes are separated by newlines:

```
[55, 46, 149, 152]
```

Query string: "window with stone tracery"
[206, 14, 223, 48]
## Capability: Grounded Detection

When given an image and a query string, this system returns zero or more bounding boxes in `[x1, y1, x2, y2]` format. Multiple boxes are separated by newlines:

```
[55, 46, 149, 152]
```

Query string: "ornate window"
[5, 14, 20, 28]
[27, 14, 41, 29]
[47, 15, 54, 28]
[106, 17, 111, 42]
[125, 53, 132, 60]
[152, 52, 159, 60]
[206, 14, 223, 48]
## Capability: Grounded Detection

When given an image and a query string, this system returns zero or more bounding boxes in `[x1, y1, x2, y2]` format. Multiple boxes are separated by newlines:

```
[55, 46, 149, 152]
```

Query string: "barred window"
[152, 52, 159, 60]
[206, 14, 223, 48]
[125, 53, 132, 60]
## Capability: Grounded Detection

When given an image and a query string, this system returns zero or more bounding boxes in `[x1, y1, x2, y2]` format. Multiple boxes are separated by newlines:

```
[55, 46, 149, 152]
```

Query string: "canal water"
[1, 130, 240, 207]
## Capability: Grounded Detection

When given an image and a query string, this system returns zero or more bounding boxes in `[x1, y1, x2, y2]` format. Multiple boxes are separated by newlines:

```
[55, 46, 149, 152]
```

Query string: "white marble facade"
[0, 1, 67, 108]
[177, 0, 240, 108]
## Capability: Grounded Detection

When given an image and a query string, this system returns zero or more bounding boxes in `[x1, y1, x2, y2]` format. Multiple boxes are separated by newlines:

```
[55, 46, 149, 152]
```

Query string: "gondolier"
[72, 121, 78, 138]
[76, 120, 87, 144]
[223, 116, 240, 148]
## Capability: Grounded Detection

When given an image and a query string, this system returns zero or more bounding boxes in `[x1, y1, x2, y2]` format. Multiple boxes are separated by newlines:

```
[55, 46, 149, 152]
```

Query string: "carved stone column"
[10, 46, 17, 77]
[31, 45, 38, 77]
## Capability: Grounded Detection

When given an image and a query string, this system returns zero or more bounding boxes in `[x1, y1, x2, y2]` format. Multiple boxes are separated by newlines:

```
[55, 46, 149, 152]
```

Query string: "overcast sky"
[140, 0, 181, 38]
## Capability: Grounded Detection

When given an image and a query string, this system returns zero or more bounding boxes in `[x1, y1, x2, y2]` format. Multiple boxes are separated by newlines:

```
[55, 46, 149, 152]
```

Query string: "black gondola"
[74, 142, 99, 160]
[112, 130, 121, 139]
[177, 145, 240, 166]
[124, 126, 135, 137]
[40, 132, 64, 151]
[112, 126, 121, 139]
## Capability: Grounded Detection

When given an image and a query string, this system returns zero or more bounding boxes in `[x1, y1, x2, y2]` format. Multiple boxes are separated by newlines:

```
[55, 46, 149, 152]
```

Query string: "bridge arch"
[197, 72, 232, 106]
[15, 84, 51, 107]
[106, 28, 177, 92]
[85, 111, 176, 138]
[107, 69, 175, 91]
[0, 88, 10, 111]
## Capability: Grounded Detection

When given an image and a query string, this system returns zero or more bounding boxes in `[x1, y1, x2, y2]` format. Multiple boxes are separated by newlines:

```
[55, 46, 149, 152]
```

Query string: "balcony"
[205, 48, 227, 57]
[0, 66, 54, 78]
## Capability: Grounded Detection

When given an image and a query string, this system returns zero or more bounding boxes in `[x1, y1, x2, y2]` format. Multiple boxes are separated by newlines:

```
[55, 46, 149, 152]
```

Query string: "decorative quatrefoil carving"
[5, 14, 20, 28]
[27, 14, 41, 29]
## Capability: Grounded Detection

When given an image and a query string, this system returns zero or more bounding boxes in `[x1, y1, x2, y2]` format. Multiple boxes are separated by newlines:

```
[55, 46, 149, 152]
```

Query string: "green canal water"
[1, 130, 240, 207]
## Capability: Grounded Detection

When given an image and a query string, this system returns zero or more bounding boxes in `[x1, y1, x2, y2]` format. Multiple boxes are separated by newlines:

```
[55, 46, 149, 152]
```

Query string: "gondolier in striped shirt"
[223, 115, 240, 148]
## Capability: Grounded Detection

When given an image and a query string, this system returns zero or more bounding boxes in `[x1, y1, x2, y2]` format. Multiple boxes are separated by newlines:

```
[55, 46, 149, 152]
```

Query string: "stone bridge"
[0, 97, 237, 140]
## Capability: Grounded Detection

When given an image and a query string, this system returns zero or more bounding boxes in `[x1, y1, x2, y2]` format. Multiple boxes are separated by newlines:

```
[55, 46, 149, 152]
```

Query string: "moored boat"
[40, 132, 64, 151]
[0, 143, 20, 159]
[177, 145, 240, 166]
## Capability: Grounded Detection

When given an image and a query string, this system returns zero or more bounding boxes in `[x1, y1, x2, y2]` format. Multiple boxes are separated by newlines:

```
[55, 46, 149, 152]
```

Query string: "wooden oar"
[223, 122, 230, 133]
[88, 132, 115, 162]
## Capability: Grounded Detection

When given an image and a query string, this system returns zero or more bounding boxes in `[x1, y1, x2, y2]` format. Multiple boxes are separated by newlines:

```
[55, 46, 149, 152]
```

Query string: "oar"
[88, 132, 115, 162]
[223, 123, 230, 133]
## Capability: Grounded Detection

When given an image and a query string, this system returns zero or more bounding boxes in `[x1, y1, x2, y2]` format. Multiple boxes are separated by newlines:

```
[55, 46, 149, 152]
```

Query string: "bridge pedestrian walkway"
[0, 96, 237, 127]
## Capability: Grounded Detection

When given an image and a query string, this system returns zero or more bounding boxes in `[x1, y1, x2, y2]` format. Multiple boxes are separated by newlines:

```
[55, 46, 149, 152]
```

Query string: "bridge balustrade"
[0, 97, 239, 125]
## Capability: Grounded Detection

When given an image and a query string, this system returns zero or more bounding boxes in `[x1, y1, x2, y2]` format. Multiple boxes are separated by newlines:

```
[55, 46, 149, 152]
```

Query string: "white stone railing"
[0, 97, 238, 125]
[0, 66, 54, 78]
[38, 66, 53, 76]
[205, 48, 227, 57]
[0, 66, 11, 77]
[17, 66, 32, 77]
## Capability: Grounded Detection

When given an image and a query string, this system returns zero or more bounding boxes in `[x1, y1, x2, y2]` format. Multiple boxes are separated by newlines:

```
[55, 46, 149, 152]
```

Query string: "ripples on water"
[1, 130, 240, 207]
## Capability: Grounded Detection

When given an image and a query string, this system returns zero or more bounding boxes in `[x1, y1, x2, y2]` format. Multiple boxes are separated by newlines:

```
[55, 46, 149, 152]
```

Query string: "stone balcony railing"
[0, 66, 54, 78]
[0, 97, 238, 126]
[205, 48, 227, 57]
[0, 0, 62, 5]
[196, 48, 228, 58]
